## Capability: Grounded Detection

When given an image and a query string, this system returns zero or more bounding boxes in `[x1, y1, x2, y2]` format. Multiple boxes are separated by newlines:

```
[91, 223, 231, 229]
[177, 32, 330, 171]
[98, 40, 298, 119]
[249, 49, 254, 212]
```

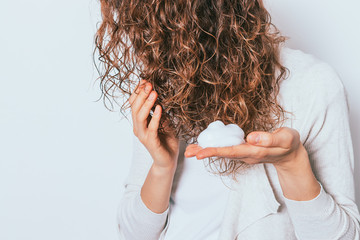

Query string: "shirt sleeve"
[283, 69, 360, 239]
[117, 135, 169, 240]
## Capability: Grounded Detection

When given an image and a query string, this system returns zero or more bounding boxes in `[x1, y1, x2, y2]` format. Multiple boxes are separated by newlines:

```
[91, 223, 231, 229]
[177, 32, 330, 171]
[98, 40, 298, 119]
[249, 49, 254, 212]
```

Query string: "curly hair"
[95, 0, 289, 177]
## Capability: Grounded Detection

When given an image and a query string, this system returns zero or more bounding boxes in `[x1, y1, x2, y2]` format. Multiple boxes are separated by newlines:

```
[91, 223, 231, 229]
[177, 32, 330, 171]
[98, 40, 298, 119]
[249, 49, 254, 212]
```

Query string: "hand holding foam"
[197, 120, 245, 148]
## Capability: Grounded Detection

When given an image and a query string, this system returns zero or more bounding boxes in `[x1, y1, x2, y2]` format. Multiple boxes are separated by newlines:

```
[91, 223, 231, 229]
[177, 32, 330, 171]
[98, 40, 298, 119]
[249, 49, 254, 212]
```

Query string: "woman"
[95, 0, 360, 239]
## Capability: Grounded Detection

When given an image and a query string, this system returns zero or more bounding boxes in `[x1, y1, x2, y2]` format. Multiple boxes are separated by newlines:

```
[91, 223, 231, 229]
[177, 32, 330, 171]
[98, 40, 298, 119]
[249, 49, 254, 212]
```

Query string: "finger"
[246, 131, 272, 146]
[196, 145, 239, 160]
[129, 80, 146, 106]
[131, 82, 152, 116]
[238, 157, 263, 165]
[184, 144, 203, 158]
[196, 144, 268, 160]
[246, 128, 298, 149]
[147, 105, 162, 136]
[135, 79, 147, 94]
[186, 144, 202, 152]
[160, 117, 177, 139]
[137, 91, 157, 125]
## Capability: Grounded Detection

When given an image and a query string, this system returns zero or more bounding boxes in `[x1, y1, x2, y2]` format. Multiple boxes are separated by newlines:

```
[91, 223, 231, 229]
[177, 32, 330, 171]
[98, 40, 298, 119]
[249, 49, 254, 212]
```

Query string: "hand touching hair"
[95, 0, 289, 176]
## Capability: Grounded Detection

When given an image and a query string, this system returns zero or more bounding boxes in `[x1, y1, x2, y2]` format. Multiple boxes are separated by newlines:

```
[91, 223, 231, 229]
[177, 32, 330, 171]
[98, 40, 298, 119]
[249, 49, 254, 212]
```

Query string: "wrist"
[274, 144, 309, 175]
[274, 145, 321, 201]
[152, 162, 177, 176]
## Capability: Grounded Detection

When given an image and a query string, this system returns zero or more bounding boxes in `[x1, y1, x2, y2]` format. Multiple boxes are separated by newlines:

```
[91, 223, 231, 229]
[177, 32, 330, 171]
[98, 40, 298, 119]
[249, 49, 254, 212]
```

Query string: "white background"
[0, 0, 359, 239]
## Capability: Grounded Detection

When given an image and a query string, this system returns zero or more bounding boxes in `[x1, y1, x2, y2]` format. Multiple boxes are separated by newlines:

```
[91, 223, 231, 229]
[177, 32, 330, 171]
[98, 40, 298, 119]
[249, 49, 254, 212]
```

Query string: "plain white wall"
[0, 1, 131, 239]
[0, 1, 358, 239]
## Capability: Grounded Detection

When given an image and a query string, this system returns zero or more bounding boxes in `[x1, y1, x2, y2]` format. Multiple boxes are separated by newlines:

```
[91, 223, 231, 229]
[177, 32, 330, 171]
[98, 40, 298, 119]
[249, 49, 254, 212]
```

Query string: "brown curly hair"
[94, 0, 289, 177]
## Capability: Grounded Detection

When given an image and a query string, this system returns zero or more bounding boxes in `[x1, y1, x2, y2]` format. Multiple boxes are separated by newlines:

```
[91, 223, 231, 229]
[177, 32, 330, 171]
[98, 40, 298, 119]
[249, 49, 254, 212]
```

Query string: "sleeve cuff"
[283, 181, 333, 218]
[134, 192, 169, 223]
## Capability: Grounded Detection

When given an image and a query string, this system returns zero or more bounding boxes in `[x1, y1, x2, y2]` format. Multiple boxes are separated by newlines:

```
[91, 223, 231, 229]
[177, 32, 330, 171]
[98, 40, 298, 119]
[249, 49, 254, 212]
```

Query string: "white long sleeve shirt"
[116, 47, 360, 239]
[163, 152, 232, 239]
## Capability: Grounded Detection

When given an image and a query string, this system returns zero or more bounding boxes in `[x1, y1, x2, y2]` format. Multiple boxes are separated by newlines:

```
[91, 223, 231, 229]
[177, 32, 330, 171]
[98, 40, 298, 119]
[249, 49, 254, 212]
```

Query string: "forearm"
[141, 163, 177, 213]
[274, 145, 359, 239]
[117, 162, 176, 240]
[274, 145, 320, 201]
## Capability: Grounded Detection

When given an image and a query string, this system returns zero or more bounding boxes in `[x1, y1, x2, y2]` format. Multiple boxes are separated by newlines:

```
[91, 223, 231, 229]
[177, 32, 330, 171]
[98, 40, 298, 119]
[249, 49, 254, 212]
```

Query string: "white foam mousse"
[197, 120, 245, 148]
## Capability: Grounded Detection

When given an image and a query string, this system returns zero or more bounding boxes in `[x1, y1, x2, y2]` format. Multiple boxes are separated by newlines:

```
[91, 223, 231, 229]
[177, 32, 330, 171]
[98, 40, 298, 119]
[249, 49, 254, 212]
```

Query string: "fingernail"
[148, 92, 155, 100]
[144, 84, 151, 93]
[249, 134, 260, 144]
[255, 134, 260, 144]
[154, 105, 160, 115]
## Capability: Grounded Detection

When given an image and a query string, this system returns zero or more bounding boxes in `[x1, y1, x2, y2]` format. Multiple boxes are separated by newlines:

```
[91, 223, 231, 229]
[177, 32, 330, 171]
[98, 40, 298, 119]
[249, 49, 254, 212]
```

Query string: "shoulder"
[278, 46, 347, 111]
[277, 47, 350, 143]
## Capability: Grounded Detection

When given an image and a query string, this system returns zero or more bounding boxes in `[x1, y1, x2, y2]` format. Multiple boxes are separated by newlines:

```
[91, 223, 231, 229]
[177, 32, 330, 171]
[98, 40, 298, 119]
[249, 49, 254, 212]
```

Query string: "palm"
[160, 133, 179, 157]
[150, 130, 180, 168]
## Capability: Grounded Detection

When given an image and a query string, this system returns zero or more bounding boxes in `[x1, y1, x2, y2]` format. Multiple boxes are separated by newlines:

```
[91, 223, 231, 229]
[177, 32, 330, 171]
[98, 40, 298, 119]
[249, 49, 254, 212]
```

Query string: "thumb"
[246, 131, 273, 147]
[247, 128, 298, 149]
